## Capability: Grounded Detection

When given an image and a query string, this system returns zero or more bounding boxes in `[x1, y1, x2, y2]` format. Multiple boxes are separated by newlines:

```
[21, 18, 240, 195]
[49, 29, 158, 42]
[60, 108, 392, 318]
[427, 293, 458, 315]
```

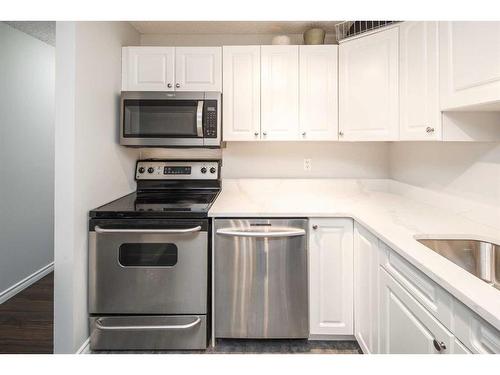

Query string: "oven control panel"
[136, 160, 220, 180]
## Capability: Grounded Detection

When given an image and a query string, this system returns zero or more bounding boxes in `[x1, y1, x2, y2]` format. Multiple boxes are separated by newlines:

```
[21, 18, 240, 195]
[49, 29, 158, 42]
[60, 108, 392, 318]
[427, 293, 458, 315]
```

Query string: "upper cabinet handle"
[175, 83, 181, 88]
[167, 83, 172, 88]
[339, 131, 344, 136]
[426, 127, 435, 133]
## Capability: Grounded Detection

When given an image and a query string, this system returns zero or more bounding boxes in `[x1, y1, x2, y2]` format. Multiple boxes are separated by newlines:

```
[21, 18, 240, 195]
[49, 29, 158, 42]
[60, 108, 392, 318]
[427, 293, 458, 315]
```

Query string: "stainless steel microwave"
[120, 91, 221, 147]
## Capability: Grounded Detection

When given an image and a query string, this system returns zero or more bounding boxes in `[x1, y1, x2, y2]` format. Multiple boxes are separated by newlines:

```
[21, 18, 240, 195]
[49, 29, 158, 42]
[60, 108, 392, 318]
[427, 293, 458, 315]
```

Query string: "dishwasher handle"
[216, 228, 306, 238]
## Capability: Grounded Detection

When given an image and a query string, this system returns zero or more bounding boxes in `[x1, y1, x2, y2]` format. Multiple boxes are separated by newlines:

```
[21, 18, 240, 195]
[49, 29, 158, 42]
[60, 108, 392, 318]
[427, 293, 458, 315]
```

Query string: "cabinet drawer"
[382, 246, 453, 328]
[453, 300, 500, 354]
[90, 315, 207, 351]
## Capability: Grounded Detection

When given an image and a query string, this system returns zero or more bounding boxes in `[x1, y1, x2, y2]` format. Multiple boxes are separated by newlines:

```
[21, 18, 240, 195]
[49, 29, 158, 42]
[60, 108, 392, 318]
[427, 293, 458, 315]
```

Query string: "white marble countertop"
[209, 179, 500, 330]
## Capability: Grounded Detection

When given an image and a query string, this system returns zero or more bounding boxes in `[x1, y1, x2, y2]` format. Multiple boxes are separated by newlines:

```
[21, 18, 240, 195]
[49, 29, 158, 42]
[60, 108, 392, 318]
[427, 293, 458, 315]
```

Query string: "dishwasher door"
[214, 218, 308, 338]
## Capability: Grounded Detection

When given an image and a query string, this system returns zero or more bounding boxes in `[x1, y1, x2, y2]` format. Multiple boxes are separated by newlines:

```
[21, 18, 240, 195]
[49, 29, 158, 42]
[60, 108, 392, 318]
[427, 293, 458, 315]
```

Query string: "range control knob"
[201, 167, 207, 174]
[147, 167, 154, 174]
[138, 167, 145, 174]
[210, 167, 216, 174]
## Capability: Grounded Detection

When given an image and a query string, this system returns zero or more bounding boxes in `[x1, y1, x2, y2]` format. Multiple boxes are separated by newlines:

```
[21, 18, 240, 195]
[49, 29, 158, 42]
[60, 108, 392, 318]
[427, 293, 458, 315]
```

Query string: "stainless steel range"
[88, 159, 221, 351]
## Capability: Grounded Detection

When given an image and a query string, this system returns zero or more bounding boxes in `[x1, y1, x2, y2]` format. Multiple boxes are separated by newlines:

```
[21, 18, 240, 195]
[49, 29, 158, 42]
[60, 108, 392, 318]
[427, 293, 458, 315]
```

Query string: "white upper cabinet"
[354, 223, 380, 354]
[339, 27, 399, 141]
[122, 47, 175, 91]
[261, 45, 299, 140]
[440, 21, 500, 110]
[175, 47, 222, 91]
[122, 46, 221, 92]
[399, 22, 441, 140]
[309, 218, 354, 336]
[222, 46, 261, 141]
[299, 45, 339, 140]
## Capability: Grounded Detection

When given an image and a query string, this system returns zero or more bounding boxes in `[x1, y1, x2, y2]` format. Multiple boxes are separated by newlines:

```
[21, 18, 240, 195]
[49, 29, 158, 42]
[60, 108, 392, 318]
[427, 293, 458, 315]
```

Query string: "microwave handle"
[196, 100, 204, 137]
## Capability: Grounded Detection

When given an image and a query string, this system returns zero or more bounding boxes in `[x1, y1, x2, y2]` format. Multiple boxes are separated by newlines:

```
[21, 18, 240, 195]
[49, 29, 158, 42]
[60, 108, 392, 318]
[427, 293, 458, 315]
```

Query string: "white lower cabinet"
[309, 219, 498, 353]
[453, 300, 500, 354]
[379, 268, 454, 354]
[308, 218, 354, 336]
[353, 223, 380, 353]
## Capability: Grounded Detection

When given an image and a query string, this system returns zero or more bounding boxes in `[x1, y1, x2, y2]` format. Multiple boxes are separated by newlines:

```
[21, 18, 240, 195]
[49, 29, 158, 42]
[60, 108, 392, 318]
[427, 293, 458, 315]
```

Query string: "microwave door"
[121, 99, 204, 147]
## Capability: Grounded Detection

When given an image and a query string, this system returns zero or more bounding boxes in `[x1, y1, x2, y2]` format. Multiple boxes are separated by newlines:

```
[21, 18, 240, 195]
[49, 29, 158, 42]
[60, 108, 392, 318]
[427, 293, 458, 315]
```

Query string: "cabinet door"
[261, 45, 299, 140]
[440, 21, 500, 110]
[379, 268, 454, 354]
[222, 46, 261, 141]
[299, 45, 338, 140]
[175, 47, 222, 91]
[309, 218, 353, 336]
[339, 27, 399, 141]
[452, 338, 472, 354]
[122, 47, 174, 91]
[399, 22, 441, 140]
[453, 300, 500, 354]
[354, 223, 380, 353]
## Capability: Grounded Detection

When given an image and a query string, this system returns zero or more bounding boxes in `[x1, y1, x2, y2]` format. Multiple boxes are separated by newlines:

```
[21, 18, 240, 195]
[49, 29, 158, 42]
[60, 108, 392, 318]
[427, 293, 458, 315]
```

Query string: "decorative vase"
[271, 35, 291, 45]
[303, 28, 326, 45]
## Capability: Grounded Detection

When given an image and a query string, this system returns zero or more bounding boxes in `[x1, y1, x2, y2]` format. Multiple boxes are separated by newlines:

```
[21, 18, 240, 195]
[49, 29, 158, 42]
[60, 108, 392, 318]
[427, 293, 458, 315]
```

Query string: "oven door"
[89, 220, 208, 315]
[120, 91, 205, 147]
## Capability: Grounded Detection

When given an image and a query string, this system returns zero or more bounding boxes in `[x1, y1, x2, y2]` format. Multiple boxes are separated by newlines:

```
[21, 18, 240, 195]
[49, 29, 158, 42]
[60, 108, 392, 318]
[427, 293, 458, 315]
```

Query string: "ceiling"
[129, 21, 342, 35]
[2, 21, 55, 46]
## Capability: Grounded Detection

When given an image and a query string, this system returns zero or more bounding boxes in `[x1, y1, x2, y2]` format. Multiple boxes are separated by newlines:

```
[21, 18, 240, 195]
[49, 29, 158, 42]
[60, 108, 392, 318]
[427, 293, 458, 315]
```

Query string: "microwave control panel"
[136, 160, 220, 180]
[203, 100, 218, 138]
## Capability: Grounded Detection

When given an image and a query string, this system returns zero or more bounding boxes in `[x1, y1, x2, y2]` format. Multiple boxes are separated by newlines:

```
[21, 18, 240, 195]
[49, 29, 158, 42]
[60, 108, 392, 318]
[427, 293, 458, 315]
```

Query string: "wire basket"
[335, 21, 400, 42]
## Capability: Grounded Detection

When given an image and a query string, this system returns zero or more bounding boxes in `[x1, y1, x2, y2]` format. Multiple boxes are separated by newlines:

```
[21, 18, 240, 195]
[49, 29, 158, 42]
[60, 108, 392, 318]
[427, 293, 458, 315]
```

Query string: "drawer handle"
[95, 317, 201, 331]
[433, 339, 447, 352]
[94, 225, 202, 234]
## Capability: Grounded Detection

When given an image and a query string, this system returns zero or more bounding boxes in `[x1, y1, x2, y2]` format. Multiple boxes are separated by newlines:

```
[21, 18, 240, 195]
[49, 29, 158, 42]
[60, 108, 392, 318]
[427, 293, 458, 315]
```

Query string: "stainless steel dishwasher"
[214, 218, 308, 338]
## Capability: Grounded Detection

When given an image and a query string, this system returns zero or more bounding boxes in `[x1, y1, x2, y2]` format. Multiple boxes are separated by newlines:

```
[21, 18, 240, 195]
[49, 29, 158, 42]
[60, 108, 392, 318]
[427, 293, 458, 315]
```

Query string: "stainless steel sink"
[416, 238, 500, 290]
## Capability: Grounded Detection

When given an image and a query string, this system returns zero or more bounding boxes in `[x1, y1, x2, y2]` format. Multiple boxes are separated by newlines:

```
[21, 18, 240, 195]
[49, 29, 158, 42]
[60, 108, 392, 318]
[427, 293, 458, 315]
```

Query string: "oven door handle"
[216, 228, 306, 238]
[196, 100, 204, 137]
[94, 225, 202, 234]
[95, 317, 201, 331]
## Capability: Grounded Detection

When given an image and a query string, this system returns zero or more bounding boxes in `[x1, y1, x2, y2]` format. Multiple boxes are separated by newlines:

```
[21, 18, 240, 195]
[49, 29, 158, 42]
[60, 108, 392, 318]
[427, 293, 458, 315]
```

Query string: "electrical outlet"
[304, 158, 312, 172]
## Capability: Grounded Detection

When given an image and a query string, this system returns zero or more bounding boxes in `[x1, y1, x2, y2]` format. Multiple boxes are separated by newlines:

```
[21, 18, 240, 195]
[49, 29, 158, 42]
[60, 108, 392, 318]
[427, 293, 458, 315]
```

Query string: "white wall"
[142, 142, 389, 179]
[0, 23, 54, 300]
[140, 33, 336, 46]
[221, 142, 390, 178]
[390, 142, 500, 207]
[54, 21, 140, 354]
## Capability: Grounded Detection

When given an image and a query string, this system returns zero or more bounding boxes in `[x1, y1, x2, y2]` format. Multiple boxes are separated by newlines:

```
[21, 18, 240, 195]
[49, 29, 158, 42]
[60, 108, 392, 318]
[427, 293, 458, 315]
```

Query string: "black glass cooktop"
[89, 189, 220, 219]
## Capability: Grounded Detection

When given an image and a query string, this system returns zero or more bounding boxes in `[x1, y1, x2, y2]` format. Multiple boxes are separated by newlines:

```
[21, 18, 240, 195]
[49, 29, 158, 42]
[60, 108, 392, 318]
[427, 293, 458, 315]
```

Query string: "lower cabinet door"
[379, 268, 454, 354]
[354, 223, 380, 353]
[452, 338, 472, 354]
[309, 218, 354, 336]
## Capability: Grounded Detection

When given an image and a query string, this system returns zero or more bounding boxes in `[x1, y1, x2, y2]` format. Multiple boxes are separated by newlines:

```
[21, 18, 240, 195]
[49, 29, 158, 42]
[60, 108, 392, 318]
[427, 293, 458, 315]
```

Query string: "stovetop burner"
[89, 160, 221, 219]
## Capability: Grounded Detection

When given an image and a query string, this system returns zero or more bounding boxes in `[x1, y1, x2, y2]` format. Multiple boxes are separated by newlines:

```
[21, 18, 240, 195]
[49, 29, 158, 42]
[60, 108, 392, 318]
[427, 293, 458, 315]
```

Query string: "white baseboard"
[76, 338, 91, 354]
[0, 262, 54, 305]
[308, 334, 356, 341]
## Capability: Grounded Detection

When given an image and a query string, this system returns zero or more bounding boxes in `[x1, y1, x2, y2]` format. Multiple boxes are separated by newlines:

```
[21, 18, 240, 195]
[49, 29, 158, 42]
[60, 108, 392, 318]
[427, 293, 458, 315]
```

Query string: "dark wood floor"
[0, 272, 54, 354]
[94, 339, 362, 354]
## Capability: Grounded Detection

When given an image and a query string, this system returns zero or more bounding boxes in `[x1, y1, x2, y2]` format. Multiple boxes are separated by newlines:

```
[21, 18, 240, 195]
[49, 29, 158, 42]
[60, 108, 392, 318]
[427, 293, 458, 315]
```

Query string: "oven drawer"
[89, 315, 207, 351]
[89, 222, 208, 314]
